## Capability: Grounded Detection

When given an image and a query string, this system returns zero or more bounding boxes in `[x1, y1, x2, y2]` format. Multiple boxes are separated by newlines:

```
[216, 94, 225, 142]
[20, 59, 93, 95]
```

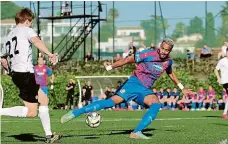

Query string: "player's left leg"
[130, 94, 160, 139]
[38, 88, 61, 143]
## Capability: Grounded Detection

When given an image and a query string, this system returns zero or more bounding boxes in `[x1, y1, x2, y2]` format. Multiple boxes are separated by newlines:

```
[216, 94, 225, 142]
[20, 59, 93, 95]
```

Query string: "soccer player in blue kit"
[61, 38, 193, 139]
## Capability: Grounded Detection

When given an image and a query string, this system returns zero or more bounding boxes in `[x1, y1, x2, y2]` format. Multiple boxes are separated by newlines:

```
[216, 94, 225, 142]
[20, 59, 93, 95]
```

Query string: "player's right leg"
[0, 72, 39, 117]
[61, 95, 123, 123]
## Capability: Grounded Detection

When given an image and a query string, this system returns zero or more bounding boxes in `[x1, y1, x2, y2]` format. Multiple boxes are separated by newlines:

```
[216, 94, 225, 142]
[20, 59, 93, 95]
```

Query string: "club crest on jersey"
[120, 89, 126, 94]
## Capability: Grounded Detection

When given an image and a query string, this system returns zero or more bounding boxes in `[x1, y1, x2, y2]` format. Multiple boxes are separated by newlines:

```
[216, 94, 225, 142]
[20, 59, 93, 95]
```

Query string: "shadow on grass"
[202, 116, 221, 118]
[7, 133, 45, 142]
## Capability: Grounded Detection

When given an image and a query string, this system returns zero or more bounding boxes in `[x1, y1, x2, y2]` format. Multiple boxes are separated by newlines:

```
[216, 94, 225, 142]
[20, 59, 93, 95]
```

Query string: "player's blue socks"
[133, 103, 161, 133]
[192, 102, 196, 109]
[198, 102, 202, 109]
[172, 104, 176, 109]
[72, 99, 115, 117]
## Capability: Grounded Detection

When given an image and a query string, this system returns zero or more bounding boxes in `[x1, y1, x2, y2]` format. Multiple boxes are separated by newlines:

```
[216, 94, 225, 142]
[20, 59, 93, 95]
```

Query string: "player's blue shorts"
[115, 75, 154, 106]
[41, 87, 48, 95]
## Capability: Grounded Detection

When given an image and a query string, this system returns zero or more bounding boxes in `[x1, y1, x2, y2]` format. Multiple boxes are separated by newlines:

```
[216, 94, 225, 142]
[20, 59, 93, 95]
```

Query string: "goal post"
[75, 76, 130, 108]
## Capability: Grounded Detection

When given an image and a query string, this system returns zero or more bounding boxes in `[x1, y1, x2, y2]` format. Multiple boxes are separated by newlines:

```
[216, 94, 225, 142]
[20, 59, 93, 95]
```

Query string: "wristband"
[177, 83, 184, 90]
[106, 65, 113, 71]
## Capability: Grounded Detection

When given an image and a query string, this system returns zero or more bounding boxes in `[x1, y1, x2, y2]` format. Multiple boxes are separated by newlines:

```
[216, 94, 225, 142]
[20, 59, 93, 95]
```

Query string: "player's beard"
[158, 49, 169, 59]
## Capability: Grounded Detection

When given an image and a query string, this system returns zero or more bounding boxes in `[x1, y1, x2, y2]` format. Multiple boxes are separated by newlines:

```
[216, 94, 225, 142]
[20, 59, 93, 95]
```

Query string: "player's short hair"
[15, 8, 34, 25]
[162, 38, 174, 49]
[226, 47, 228, 51]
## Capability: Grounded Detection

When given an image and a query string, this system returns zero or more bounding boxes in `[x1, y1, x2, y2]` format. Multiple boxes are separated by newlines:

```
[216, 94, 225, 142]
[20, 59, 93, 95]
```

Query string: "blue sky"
[14, 1, 225, 35]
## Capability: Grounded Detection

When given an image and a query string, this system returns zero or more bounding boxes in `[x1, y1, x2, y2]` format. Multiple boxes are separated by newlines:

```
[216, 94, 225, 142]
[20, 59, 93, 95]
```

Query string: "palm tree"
[108, 8, 119, 21]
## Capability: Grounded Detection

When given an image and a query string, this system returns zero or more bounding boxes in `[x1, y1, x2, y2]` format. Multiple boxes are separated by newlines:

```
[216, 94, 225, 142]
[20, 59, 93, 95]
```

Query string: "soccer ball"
[85, 112, 101, 128]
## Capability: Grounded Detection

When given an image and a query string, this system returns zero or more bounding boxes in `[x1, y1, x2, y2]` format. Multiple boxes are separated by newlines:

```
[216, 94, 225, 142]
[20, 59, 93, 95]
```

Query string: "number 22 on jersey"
[6, 36, 19, 58]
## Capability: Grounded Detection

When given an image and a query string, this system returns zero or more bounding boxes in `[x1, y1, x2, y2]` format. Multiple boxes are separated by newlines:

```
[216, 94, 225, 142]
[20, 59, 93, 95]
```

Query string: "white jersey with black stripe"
[1, 26, 37, 73]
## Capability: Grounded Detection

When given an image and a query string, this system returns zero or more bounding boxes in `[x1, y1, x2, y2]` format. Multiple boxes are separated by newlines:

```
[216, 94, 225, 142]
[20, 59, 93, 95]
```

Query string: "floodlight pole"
[51, 1, 54, 53]
[113, 1, 115, 54]
[37, 1, 40, 58]
[84, 1, 86, 60]
[154, 1, 157, 45]
[205, 1, 208, 44]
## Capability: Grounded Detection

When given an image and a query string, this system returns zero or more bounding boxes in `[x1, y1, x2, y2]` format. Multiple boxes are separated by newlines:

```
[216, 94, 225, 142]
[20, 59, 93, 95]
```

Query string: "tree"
[219, 1, 228, 41]
[108, 8, 119, 20]
[186, 16, 204, 35]
[140, 16, 169, 46]
[205, 12, 217, 47]
[100, 8, 119, 42]
[1, 2, 21, 19]
[171, 22, 186, 40]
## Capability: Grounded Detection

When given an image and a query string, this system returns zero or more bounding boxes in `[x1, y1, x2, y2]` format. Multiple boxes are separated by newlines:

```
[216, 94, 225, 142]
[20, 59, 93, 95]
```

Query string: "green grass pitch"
[1, 110, 228, 144]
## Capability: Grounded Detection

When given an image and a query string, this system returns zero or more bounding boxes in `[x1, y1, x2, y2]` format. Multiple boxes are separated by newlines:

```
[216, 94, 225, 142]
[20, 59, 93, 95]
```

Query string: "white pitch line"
[1, 117, 216, 123]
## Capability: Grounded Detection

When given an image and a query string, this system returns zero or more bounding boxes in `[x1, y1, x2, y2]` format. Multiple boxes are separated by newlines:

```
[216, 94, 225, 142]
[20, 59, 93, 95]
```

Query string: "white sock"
[223, 102, 228, 114]
[0, 106, 28, 117]
[39, 106, 52, 136]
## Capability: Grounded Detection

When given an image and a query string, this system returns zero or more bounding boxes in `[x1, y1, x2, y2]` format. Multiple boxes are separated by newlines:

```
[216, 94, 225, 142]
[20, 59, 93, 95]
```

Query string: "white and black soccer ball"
[85, 112, 101, 128]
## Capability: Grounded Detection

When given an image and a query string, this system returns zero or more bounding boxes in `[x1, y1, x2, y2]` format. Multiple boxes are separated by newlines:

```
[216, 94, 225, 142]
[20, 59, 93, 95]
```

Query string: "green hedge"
[1, 69, 223, 108]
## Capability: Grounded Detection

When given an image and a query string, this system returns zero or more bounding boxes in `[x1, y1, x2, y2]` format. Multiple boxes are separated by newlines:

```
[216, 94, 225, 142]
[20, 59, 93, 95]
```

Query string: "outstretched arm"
[104, 55, 135, 71]
[168, 71, 193, 95]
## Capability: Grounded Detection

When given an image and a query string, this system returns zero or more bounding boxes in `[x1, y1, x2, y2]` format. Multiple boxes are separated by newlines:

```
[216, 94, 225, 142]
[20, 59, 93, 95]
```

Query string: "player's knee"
[27, 111, 37, 117]
[146, 99, 160, 106]
[111, 95, 124, 104]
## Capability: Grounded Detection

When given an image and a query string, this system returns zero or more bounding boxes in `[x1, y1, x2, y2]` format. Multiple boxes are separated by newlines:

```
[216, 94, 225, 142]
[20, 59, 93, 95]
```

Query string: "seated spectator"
[218, 41, 228, 59]
[196, 87, 206, 111]
[166, 88, 172, 109]
[189, 93, 198, 111]
[177, 94, 191, 111]
[186, 50, 194, 60]
[85, 52, 94, 63]
[202, 86, 216, 111]
[218, 88, 228, 109]
[200, 44, 212, 58]
[158, 88, 168, 110]
[169, 88, 180, 110]
[152, 88, 157, 95]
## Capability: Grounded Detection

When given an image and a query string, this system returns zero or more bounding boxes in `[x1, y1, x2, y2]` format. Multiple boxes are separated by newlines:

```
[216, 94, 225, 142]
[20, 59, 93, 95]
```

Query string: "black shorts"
[11, 72, 40, 103]
[223, 83, 228, 95]
[82, 94, 91, 101]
